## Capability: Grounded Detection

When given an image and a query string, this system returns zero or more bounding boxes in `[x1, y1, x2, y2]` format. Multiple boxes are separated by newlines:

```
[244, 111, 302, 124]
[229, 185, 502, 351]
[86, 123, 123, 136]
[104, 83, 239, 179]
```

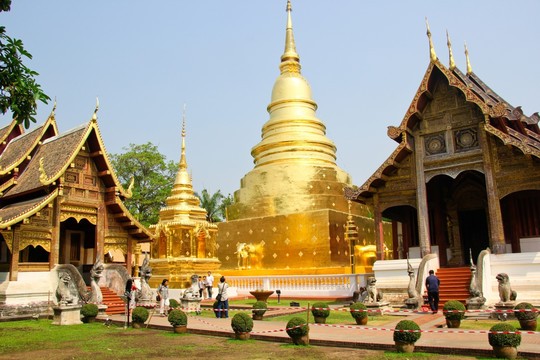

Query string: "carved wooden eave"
[105, 197, 154, 242]
[0, 188, 58, 229]
[345, 134, 412, 202]
[0, 116, 58, 176]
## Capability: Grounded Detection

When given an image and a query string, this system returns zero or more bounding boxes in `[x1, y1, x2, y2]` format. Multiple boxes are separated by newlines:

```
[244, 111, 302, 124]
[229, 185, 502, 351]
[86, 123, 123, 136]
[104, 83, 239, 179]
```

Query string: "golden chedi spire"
[464, 41, 473, 75]
[159, 104, 207, 224]
[425, 18, 437, 63]
[446, 30, 456, 71]
[227, 0, 353, 219]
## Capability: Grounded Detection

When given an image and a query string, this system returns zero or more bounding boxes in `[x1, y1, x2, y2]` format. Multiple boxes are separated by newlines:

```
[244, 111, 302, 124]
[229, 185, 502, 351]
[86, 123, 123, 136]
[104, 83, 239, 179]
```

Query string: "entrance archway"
[381, 205, 418, 259]
[427, 171, 489, 266]
[501, 190, 540, 253]
[59, 218, 96, 282]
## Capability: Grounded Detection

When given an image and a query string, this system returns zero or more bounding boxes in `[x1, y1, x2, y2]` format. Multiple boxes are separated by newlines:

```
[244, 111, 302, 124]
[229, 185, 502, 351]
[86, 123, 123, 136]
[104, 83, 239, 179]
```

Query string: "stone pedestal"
[365, 302, 389, 316]
[490, 302, 516, 320]
[181, 298, 201, 314]
[51, 305, 83, 325]
[404, 297, 421, 310]
[96, 304, 109, 319]
[466, 297, 486, 310]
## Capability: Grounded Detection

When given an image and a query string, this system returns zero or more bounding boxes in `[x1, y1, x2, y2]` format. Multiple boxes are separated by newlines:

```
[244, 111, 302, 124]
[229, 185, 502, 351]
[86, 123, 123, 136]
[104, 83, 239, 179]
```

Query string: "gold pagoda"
[149, 108, 221, 288]
[217, 1, 392, 276]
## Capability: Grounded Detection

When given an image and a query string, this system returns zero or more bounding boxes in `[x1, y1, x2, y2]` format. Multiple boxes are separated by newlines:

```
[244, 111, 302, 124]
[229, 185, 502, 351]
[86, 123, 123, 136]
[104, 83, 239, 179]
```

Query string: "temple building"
[217, 1, 391, 276]
[345, 23, 540, 267]
[0, 104, 153, 304]
[149, 110, 221, 288]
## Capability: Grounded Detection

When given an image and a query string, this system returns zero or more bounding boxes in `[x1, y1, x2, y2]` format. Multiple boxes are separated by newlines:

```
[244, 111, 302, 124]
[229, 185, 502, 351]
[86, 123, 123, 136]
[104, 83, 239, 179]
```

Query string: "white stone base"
[51, 305, 83, 325]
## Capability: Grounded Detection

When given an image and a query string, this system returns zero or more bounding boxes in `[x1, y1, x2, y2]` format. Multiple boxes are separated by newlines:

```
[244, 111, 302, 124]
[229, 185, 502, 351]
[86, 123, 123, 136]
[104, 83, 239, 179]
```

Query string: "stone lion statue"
[56, 272, 78, 306]
[496, 273, 517, 302]
[365, 276, 382, 303]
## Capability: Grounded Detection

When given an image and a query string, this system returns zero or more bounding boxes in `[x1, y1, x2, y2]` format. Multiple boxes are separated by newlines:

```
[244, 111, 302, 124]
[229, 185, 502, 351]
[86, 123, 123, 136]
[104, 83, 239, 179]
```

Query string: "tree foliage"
[110, 142, 176, 227]
[194, 189, 233, 222]
[0, 0, 50, 128]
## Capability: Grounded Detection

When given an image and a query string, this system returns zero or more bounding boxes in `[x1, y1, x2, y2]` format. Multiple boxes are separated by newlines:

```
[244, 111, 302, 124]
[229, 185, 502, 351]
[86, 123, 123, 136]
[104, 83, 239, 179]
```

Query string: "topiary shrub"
[252, 301, 268, 316]
[132, 306, 149, 323]
[488, 323, 521, 348]
[167, 309, 187, 326]
[168, 299, 180, 309]
[286, 317, 309, 338]
[393, 320, 421, 344]
[514, 302, 538, 321]
[350, 302, 367, 320]
[311, 302, 330, 318]
[231, 313, 253, 334]
[81, 303, 98, 318]
[443, 300, 466, 321]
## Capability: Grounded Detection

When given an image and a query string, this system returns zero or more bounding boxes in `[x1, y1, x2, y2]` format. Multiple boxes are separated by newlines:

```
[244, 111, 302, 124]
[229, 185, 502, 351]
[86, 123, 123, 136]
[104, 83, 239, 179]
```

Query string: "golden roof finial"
[446, 30, 456, 71]
[425, 18, 437, 63]
[48, 98, 57, 120]
[91, 97, 99, 122]
[464, 41, 472, 75]
[179, 103, 187, 170]
[126, 176, 135, 198]
[281, 0, 300, 68]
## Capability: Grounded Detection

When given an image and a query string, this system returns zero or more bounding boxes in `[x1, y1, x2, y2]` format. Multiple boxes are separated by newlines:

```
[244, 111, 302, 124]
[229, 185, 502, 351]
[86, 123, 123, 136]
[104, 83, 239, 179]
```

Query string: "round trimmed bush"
[350, 302, 367, 320]
[169, 299, 180, 309]
[168, 309, 187, 326]
[514, 302, 538, 321]
[231, 313, 253, 334]
[132, 306, 149, 323]
[443, 300, 466, 321]
[488, 323, 521, 348]
[81, 303, 98, 318]
[286, 317, 309, 338]
[311, 302, 330, 318]
[252, 301, 268, 316]
[393, 320, 421, 344]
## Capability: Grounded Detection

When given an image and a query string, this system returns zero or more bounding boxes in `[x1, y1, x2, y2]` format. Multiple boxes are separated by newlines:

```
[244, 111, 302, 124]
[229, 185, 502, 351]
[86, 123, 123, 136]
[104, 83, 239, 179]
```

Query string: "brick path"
[108, 305, 540, 359]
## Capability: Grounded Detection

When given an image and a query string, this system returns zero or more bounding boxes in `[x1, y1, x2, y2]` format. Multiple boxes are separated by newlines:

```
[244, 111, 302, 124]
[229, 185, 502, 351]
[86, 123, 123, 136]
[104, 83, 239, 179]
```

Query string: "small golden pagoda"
[149, 108, 221, 288]
[217, 1, 392, 276]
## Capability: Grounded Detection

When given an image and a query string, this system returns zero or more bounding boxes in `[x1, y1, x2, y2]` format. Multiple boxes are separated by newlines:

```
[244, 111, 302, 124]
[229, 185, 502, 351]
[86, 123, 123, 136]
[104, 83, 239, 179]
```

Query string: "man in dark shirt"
[425, 270, 440, 314]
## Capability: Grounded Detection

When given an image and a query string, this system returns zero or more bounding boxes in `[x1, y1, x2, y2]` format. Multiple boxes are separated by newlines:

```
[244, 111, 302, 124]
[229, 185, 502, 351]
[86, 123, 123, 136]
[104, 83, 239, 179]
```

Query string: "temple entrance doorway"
[59, 218, 96, 282]
[458, 208, 489, 265]
[427, 171, 488, 267]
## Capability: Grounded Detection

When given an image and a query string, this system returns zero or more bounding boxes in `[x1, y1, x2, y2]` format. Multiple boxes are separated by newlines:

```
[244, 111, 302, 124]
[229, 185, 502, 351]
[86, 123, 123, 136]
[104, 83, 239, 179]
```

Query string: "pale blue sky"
[2, 1, 539, 197]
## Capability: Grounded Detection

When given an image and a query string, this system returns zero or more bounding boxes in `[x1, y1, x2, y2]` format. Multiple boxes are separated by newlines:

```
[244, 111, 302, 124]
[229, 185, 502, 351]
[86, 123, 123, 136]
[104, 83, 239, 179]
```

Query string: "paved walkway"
[108, 305, 540, 359]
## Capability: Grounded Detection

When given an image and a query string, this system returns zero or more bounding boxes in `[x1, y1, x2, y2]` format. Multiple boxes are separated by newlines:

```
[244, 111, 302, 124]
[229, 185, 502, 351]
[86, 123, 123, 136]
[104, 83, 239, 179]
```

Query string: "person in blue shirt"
[425, 270, 440, 314]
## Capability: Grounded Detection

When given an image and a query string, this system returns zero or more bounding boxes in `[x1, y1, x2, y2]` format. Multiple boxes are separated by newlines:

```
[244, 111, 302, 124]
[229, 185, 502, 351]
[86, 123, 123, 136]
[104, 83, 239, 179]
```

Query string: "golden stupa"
[149, 107, 221, 288]
[217, 1, 392, 276]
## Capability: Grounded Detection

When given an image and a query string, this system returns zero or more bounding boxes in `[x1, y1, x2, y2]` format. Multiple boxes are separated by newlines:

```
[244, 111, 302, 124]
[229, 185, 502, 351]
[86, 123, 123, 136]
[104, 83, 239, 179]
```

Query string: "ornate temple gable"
[0, 120, 24, 155]
[0, 190, 58, 230]
[62, 142, 105, 204]
[0, 116, 58, 178]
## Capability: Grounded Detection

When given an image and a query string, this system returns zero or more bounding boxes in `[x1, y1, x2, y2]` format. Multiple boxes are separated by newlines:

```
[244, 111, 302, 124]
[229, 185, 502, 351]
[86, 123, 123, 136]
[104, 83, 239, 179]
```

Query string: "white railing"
[227, 273, 373, 298]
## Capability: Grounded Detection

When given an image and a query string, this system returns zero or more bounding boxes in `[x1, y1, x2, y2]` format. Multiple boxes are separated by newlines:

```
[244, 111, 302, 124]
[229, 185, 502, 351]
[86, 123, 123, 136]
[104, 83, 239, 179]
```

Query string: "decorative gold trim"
[0, 189, 58, 228]
[2, 231, 13, 253]
[104, 243, 127, 254]
[125, 176, 134, 199]
[39, 157, 49, 185]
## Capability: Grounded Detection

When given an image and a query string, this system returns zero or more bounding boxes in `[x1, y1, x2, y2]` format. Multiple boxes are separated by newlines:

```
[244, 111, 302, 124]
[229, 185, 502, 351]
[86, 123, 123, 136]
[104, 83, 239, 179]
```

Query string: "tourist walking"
[217, 276, 229, 318]
[198, 276, 204, 298]
[202, 276, 208, 299]
[158, 279, 170, 316]
[425, 270, 440, 314]
[206, 271, 214, 299]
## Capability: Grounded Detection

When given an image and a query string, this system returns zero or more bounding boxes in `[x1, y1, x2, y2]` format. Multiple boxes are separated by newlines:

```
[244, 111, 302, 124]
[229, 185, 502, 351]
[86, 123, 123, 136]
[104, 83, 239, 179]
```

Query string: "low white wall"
[372, 258, 421, 290]
[486, 252, 540, 304]
[0, 272, 52, 305]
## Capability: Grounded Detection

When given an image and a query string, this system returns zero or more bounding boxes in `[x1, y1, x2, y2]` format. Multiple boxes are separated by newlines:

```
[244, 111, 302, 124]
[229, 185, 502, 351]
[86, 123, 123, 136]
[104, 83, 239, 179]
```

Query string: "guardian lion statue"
[496, 273, 517, 302]
[365, 276, 383, 303]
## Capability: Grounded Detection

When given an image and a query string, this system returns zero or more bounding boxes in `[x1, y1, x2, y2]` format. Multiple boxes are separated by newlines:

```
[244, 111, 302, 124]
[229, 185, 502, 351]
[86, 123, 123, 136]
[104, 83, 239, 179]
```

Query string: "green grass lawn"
[0, 319, 491, 360]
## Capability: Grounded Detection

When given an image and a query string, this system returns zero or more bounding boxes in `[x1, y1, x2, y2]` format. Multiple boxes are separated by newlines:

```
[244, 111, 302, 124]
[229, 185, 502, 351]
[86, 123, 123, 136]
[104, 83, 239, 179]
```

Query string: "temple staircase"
[432, 267, 471, 307]
[87, 287, 126, 315]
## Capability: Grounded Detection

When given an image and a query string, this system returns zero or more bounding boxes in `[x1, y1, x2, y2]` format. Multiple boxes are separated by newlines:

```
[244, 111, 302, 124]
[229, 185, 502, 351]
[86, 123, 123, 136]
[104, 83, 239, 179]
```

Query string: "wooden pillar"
[414, 136, 431, 257]
[96, 204, 106, 261]
[126, 239, 133, 276]
[373, 193, 385, 260]
[49, 199, 61, 270]
[9, 228, 19, 281]
[478, 122, 506, 254]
